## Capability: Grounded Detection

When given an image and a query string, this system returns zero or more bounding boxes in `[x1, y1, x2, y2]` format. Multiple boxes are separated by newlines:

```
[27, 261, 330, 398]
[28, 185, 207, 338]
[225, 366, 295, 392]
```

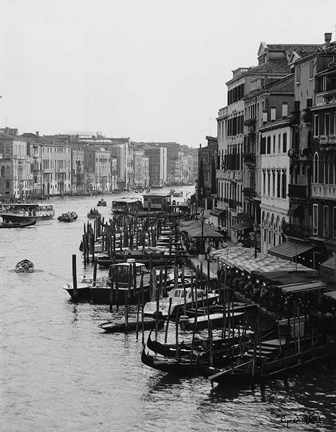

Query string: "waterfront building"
[0, 132, 32, 199]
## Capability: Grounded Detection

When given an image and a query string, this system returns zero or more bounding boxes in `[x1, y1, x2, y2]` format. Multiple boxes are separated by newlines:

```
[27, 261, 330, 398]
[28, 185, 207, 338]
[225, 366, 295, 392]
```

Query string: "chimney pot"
[324, 32, 332, 47]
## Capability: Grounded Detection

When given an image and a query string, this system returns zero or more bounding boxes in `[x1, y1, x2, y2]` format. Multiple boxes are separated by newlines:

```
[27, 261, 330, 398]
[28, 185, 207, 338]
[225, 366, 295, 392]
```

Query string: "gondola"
[99, 316, 164, 333]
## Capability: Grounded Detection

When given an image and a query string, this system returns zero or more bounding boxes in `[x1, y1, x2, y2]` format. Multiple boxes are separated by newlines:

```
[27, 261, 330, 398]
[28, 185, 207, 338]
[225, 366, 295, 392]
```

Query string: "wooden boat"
[141, 348, 201, 375]
[90, 259, 151, 305]
[97, 198, 107, 206]
[57, 212, 78, 222]
[96, 248, 185, 268]
[15, 259, 34, 273]
[200, 337, 336, 386]
[99, 316, 164, 333]
[87, 208, 101, 219]
[143, 286, 219, 318]
[62, 274, 98, 301]
[180, 310, 246, 331]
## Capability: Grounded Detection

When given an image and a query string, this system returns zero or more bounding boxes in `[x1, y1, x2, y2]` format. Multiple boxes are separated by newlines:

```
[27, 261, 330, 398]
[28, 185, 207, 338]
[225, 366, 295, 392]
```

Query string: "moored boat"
[90, 259, 151, 305]
[98, 316, 164, 333]
[143, 286, 219, 318]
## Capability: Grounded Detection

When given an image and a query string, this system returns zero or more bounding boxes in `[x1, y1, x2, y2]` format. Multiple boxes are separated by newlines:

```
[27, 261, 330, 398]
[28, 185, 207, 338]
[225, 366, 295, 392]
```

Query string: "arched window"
[324, 155, 329, 184]
[0, 166, 5, 178]
[313, 153, 319, 183]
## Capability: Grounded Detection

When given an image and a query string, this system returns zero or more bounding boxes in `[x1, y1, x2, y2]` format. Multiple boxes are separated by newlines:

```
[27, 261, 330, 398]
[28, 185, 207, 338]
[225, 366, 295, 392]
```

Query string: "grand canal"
[1, 187, 335, 432]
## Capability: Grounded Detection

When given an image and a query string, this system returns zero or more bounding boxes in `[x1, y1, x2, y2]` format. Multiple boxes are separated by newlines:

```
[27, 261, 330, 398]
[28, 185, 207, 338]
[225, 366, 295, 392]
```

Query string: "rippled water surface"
[1, 188, 335, 432]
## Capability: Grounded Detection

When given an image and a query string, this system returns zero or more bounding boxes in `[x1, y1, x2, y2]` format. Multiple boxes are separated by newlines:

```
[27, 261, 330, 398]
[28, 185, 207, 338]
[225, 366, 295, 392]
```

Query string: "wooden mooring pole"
[72, 254, 78, 303]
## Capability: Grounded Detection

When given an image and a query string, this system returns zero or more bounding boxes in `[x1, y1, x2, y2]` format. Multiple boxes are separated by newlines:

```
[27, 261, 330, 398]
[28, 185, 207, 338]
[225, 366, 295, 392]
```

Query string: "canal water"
[1, 187, 335, 432]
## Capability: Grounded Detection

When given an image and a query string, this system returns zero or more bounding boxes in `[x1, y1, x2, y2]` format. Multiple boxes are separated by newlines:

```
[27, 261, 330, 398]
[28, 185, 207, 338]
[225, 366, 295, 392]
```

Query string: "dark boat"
[15, 259, 35, 273]
[0, 218, 37, 228]
[62, 274, 96, 301]
[200, 337, 336, 386]
[87, 208, 101, 219]
[90, 259, 151, 305]
[99, 316, 164, 333]
[141, 348, 200, 375]
[97, 198, 107, 206]
[57, 212, 78, 222]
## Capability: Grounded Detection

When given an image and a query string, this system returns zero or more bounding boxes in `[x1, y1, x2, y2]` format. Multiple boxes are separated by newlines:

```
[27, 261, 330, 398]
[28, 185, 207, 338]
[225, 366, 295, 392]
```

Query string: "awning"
[268, 241, 313, 260]
[231, 222, 253, 232]
[323, 290, 336, 301]
[321, 255, 336, 271]
[281, 280, 326, 294]
[210, 208, 226, 217]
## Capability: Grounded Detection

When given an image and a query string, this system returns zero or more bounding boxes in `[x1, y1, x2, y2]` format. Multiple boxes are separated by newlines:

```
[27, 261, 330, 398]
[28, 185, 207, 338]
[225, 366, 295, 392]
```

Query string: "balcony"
[243, 153, 256, 166]
[288, 184, 310, 199]
[244, 118, 256, 127]
[315, 90, 336, 107]
[243, 187, 255, 198]
[282, 222, 311, 240]
[311, 184, 336, 200]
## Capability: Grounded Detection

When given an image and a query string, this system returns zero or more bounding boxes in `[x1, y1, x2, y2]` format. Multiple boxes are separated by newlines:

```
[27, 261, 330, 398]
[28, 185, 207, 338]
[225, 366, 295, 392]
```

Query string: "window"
[277, 170, 281, 197]
[309, 59, 314, 79]
[323, 206, 329, 237]
[296, 64, 301, 84]
[267, 171, 270, 196]
[333, 207, 336, 238]
[314, 114, 319, 136]
[273, 135, 276, 153]
[272, 171, 275, 196]
[282, 133, 287, 153]
[263, 170, 266, 195]
[267, 136, 271, 154]
[282, 170, 287, 198]
[326, 113, 330, 135]
[271, 106, 276, 121]
[282, 102, 288, 118]
[313, 204, 318, 235]
[313, 153, 319, 183]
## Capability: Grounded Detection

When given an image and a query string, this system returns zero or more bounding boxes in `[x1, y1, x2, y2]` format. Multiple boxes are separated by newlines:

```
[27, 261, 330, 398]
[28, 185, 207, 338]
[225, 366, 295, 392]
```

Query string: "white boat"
[143, 286, 219, 318]
[0, 202, 55, 220]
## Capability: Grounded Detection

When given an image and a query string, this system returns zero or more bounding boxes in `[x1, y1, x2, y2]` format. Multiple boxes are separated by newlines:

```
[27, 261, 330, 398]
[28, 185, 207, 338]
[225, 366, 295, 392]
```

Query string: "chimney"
[36, 131, 39, 136]
[324, 32, 332, 47]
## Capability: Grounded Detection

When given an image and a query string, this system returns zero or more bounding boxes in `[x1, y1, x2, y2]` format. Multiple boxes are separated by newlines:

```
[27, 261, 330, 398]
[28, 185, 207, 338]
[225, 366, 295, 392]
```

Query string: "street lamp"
[253, 223, 259, 259]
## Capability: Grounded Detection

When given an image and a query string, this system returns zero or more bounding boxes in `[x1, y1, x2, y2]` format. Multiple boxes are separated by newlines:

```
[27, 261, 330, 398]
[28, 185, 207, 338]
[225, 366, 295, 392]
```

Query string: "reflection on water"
[1, 188, 336, 432]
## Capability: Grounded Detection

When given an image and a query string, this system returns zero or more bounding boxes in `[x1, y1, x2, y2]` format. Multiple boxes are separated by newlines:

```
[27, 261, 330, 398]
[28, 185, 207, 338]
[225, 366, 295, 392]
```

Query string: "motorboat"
[15, 259, 34, 273]
[57, 212, 78, 222]
[97, 198, 107, 207]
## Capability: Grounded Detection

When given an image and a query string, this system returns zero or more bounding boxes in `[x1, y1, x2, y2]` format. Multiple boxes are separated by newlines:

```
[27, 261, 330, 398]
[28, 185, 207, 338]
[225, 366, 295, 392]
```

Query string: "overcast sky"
[1, 0, 335, 147]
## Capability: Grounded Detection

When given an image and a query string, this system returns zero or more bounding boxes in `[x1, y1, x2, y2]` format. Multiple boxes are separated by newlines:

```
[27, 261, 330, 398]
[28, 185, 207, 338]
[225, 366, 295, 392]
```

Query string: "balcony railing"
[288, 184, 310, 199]
[311, 184, 336, 200]
[315, 90, 336, 107]
[282, 222, 311, 240]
